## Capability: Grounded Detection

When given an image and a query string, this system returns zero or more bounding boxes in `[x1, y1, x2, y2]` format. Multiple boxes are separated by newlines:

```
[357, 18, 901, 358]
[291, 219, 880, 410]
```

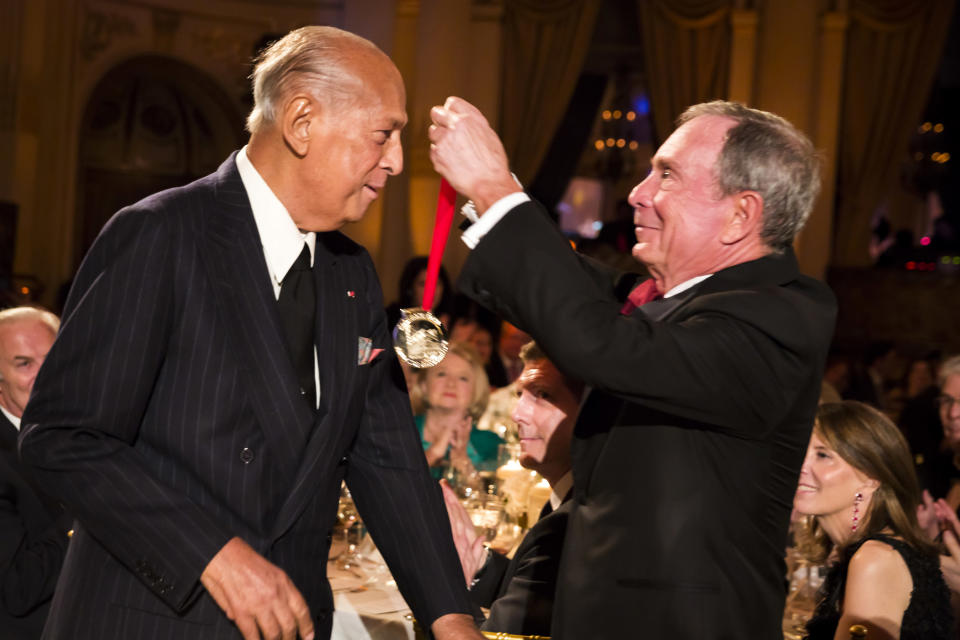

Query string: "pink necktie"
[619, 279, 662, 315]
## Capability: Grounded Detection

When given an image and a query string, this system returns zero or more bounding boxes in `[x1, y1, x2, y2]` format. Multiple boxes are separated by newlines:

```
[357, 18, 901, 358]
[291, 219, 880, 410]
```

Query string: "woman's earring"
[851, 491, 864, 532]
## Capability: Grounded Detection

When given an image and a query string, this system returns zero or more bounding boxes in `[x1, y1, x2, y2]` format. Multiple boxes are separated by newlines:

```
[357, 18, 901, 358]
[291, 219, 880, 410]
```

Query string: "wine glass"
[334, 484, 366, 573]
[468, 494, 505, 543]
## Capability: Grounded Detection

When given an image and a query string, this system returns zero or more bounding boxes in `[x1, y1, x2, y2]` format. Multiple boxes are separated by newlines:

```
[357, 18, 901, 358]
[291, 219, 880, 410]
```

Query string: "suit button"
[240, 447, 255, 464]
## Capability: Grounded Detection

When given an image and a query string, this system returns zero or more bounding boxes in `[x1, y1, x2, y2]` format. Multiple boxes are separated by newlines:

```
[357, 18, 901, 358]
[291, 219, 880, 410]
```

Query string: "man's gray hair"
[678, 101, 821, 250]
[246, 26, 382, 134]
[939, 355, 960, 389]
[0, 306, 59, 334]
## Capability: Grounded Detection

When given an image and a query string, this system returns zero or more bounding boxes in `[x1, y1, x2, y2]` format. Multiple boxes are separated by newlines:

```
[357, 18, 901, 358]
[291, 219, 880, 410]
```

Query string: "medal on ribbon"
[393, 179, 455, 368]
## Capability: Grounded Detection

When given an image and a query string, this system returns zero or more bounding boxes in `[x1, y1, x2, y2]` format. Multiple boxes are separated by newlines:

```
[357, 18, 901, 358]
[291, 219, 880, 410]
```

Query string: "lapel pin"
[347, 290, 356, 298]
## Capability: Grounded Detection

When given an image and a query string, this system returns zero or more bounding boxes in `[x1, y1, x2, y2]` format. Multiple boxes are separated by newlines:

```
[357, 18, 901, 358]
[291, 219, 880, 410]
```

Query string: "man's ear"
[720, 190, 764, 245]
[281, 95, 315, 158]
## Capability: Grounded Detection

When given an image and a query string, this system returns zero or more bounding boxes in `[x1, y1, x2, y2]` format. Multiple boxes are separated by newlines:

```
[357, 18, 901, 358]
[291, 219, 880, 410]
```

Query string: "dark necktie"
[278, 243, 316, 409]
[619, 278, 663, 315]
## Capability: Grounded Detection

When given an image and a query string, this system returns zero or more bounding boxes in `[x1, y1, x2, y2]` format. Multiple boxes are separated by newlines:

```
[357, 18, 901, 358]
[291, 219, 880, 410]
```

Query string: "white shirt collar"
[235, 146, 316, 295]
[549, 470, 574, 510]
[664, 274, 712, 298]
[0, 405, 21, 431]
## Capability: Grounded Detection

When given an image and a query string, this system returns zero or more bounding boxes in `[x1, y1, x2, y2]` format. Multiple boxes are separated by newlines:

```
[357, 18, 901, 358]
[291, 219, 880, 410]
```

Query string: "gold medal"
[393, 307, 448, 368]
[393, 179, 457, 368]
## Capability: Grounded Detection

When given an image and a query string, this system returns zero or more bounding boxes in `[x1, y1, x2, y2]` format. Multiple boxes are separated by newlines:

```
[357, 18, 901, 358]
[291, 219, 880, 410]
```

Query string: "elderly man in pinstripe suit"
[19, 27, 481, 640]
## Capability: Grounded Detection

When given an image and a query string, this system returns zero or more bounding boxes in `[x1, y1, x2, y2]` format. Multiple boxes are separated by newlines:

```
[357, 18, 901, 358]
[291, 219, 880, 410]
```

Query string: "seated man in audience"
[441, 341, 582, 636]
[0, 307, 71, 639]
[933, 356, 960, 505]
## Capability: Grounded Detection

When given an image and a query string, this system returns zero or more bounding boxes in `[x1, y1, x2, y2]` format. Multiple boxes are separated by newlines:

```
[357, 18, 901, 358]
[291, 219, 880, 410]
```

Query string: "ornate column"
[795, 9, 848, 279]
[0, 0, 23, 202]
[12, 0, 82, 305]
[727, 8, 758, 105]
[442, 0, 504, 279]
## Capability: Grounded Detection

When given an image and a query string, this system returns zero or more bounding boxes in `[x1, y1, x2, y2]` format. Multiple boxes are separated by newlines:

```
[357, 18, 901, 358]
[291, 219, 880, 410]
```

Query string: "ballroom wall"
[0, 0, 940, 311]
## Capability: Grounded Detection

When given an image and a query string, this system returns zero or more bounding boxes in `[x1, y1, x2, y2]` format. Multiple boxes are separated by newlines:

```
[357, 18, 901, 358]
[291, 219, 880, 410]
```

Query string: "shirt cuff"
[461, 191, 531, 249]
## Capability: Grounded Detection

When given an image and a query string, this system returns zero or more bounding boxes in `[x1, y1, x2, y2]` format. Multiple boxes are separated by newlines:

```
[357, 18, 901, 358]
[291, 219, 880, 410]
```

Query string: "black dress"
[804, 534, 954, 640]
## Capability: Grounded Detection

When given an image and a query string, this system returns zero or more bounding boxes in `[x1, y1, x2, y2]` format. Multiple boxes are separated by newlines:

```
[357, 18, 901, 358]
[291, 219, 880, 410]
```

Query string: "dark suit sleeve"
[469, 549, 509, 608]
[0, 463, 71, 616]
[459, 201, 829, 437]
[19, 208, 233, 611]
[480, 504, 569, 636]
[343, 251, 473, 627]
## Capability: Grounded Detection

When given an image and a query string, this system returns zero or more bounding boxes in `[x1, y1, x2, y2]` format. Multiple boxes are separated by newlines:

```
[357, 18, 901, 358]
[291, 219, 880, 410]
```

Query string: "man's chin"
[631, 242, 655, 265]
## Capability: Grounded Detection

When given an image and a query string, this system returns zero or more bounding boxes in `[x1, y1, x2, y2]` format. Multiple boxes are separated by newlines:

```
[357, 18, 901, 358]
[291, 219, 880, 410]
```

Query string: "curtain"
[834, 0, 955, 267]
[499, 0, 601, 184]
[636, 0, 732, 145]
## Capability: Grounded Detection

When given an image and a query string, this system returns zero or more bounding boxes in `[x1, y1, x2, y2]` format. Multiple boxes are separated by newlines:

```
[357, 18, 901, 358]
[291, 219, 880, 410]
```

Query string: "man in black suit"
[429, 98, 837, 638]
[19, 27, 481, 640]
[0, 307, 70, 639]
[442, 341, 581, 636]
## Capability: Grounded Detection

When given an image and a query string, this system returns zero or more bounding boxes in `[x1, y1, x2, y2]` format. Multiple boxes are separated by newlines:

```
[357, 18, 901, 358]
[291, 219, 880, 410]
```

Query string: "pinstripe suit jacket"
[19, 153, 471, 639]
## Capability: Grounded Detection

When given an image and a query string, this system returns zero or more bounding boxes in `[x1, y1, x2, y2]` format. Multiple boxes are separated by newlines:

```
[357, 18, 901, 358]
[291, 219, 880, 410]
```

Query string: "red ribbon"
[422, 179, 456, 311]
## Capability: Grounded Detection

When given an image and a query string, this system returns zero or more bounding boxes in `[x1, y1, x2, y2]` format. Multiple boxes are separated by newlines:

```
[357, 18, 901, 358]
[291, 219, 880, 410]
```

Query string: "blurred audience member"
[897, 354, 945, 494]
[384, 255, 454, 331]
[845, 341, 902, 412]
[795, 401, 953, 640]
[497, 322, 530, 386]
[821, 353, 851, 403]
[410, 342, 503, 480]
[923, 497, 960, 621]
[442, 342, 582, 636]
[449, 315, 509, 388]
[888, 355, 938, 419]
[0, 307, 71, 639]
[919, 357, 960, 513]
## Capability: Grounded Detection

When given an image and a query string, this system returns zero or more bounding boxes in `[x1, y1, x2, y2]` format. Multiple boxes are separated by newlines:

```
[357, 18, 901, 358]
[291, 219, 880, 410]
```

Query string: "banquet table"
[327, 541, 811, 640]
[328, 537, 420, 640]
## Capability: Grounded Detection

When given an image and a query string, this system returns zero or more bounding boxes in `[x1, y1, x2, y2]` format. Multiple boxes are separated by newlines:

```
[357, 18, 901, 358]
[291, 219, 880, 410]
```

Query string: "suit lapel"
[202, 153, 315, 469]
[0, 412, 17, 452]
[310, 233, 358, 422]
[269, 233, 363, 538]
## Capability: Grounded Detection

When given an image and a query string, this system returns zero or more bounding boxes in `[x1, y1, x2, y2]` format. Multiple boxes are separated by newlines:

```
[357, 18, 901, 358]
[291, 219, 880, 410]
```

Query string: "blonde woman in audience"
[410, 342, 503, 480]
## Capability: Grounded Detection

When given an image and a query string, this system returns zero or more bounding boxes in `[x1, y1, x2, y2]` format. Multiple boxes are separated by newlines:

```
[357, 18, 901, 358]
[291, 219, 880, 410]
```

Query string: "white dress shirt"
[549, 470, 574, 511]
[235, 147, 321, 405]
[0, 405, 20, 431]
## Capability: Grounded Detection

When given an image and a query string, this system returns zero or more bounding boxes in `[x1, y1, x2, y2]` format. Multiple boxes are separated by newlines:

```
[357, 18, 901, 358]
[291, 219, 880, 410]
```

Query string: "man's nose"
[511, 398, 531, 425]
[383, 136, 403, 175]
[951, 400, 960, 418]
[628, 174, 654, 209]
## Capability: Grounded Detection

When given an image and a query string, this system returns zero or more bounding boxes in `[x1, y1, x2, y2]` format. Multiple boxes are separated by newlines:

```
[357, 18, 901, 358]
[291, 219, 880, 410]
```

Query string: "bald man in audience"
[443, 341, 582, 636]
[0, 307, 71, 639]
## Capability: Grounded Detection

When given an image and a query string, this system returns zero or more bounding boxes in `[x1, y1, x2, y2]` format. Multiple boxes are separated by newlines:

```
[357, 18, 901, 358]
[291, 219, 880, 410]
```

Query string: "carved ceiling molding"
[80, 7, 139, 62]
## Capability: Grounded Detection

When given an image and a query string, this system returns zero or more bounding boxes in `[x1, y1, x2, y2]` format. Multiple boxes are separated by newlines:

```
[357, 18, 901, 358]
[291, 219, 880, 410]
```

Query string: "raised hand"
[429, 97, 519, 213]
[918, 489, 940, 541]
[200, 537, 314, 640]
[440, 480, 487, 585]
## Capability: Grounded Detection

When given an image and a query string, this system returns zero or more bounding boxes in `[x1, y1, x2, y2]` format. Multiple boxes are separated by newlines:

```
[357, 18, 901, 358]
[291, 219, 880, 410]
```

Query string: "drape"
[834, 0, 955, 266]
[636, 0, 732, 145]
[499, 0, 601, 184]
